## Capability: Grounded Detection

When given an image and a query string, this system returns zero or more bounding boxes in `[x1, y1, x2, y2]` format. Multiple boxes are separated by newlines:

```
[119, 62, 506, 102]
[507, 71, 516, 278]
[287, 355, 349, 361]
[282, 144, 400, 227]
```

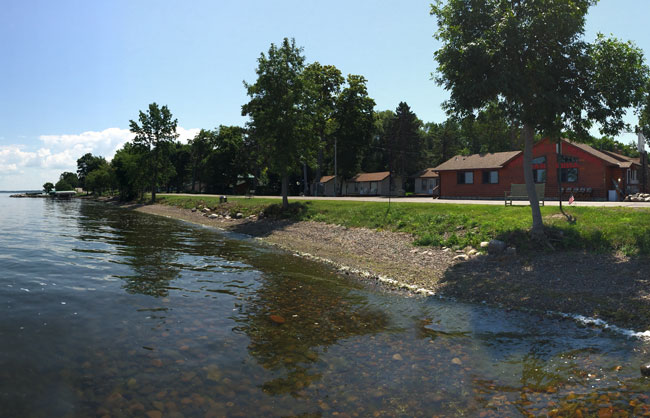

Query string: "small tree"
[43, 182, 54, 193]
[129, 103, 179, 203]
[55, 179, 72, 191]
[431, 0, 649, 239]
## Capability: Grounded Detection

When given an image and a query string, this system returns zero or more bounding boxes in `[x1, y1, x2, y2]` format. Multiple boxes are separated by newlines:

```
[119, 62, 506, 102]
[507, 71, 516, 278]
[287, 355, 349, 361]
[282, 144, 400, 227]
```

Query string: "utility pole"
[639, 131, 647, 193]
[334, 138, 338, 196]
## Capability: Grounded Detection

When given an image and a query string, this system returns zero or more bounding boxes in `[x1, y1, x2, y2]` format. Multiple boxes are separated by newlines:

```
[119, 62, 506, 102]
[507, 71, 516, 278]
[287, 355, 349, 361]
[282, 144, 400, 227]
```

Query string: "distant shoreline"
[116, 201, 650, 334]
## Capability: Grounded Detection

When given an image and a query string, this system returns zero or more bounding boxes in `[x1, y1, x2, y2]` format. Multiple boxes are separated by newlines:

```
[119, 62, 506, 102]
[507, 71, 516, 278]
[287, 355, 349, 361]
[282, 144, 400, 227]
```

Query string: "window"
[457, 171, 473, 184]
[559, 167, 578, 182]
[482, 170, 498, 184]
[533, 169, 546, 183]
[558, 155, 579, 163]
[532, 156, 547, 165]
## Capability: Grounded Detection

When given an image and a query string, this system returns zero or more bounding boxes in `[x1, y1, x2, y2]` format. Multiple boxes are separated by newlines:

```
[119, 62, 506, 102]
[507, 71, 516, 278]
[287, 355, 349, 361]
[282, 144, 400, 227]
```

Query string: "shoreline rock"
[124, 202, 650, 334]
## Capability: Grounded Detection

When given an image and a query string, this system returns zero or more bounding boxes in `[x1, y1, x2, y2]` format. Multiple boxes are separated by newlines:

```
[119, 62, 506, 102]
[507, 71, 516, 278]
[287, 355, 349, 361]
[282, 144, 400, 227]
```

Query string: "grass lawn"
[156, 195, 650, 255]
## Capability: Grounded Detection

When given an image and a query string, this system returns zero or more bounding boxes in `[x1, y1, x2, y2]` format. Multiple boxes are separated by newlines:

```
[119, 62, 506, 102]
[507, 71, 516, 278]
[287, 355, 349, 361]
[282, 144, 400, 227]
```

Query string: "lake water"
[0, 193, 648, 417]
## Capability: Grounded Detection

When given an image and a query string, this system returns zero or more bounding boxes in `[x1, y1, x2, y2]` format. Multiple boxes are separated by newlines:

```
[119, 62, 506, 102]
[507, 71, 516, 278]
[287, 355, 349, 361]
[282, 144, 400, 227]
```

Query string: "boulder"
[202, 207, 211, 213]
[234, 212, 244, 219]
[208, 214, 218, 219]
[453, 254, 469, 261]
[191, 207, 197, 212]
[641, 362, 650, 377]
[487, 239, 507, 254]
[479, 241, 489, 249]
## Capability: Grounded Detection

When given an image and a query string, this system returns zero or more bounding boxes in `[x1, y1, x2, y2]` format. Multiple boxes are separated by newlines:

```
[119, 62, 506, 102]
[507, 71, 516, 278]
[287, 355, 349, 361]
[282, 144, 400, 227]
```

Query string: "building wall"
[343, 176, 404, 196]
[439, 139, 624, 200]
[322, 181, 336, 196]
[415, 177, 439, 195]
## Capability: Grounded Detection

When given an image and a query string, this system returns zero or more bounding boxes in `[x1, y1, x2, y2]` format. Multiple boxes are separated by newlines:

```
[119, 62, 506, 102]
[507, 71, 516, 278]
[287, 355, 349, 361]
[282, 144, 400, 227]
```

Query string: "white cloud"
[0, 126, 199, 190]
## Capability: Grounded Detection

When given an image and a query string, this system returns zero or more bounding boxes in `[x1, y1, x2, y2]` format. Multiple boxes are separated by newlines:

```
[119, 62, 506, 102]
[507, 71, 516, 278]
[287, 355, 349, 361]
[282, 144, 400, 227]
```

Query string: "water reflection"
[235, 269, 389, 395]
[1, 197, 648, 416]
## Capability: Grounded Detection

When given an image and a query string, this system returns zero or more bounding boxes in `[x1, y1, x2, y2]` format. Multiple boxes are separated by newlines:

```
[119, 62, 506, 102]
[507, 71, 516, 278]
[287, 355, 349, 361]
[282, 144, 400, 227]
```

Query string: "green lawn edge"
[156, 195, 650, 256]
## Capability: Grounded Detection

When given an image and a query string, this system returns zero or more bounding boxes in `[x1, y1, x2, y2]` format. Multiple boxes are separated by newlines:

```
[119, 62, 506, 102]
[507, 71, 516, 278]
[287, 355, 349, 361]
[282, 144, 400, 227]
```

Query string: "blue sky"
[1, 0, 648, 190]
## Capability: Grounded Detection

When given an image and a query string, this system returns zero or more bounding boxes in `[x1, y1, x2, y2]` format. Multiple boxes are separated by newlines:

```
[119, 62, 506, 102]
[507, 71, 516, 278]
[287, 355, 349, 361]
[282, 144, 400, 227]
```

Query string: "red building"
[433, 138, 641, 200]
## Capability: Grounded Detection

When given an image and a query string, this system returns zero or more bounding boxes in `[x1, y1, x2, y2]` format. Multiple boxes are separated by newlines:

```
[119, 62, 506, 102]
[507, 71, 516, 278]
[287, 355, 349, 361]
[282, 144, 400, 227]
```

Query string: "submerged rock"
[641, 363, 650, 377]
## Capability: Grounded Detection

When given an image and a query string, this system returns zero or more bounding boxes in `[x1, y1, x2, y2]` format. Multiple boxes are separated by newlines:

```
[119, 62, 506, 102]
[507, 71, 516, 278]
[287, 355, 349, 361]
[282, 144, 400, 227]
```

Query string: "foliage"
[129, 102, 179, 203]
[42, 182, 54, 193]
[111, 142, 148, 201]
[242, 38, 316, 207]
[332, 75, 376, 179]
[165, 142, 191, 193]
[204, 125, 253, 193]
[383, 102, 423, 179]
[59, 171, 79, 188]
[54, 179, 73, 191]
[431, 0, 649, 237]
[77, 153, 107, 189]
[85, 164, 115, 195]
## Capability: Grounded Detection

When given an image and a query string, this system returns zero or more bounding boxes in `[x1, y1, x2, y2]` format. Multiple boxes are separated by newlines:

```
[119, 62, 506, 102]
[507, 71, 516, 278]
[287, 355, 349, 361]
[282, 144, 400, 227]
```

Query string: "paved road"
[160, 193, 650, 208]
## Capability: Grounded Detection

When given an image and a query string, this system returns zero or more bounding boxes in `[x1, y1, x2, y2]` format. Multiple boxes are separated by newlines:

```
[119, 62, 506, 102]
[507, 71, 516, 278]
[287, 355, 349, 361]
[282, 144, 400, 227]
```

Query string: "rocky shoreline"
[125, 202, 650, 334]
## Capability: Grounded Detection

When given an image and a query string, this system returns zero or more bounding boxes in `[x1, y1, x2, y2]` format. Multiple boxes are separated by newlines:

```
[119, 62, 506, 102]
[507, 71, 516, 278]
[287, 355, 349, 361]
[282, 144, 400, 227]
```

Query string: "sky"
[1, 0, 649, 190]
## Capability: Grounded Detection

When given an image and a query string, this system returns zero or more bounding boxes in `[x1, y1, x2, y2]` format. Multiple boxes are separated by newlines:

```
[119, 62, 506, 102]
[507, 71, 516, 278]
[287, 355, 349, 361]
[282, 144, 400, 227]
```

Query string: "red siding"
[439, 139, 626, 200]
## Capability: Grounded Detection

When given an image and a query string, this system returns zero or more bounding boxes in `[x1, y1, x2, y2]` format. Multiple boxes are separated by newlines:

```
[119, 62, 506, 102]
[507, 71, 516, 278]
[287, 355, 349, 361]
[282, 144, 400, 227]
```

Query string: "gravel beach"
[131, 203, 650, 332]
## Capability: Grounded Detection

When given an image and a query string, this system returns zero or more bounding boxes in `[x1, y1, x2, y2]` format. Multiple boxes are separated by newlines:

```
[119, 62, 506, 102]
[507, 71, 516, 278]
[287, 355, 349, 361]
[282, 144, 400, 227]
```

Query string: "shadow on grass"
[227, 202, 312, 238]
[438, 248, 650, 331]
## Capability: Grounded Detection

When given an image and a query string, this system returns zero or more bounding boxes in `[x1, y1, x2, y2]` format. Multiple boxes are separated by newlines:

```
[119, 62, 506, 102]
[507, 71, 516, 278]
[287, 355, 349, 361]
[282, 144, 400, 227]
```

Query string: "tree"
[421, 118, 463, 167]
[302, 62, 344, 194]
[55, 179, 73, 191]
[86, 165, 114, 195]
[432, 0, 649, 239]
[112, 142, 148, 201]
[204, 125, 252, 193]
[166, 142, 191, 192]
[77, 153, 107, 190]
[332, 75, 376, 180]
[43, 182, 54, 193]
[188, 129, 215, 192]
[129, 103, 179, 203]
[242, 38, 316, 208]
[384, 102, 423, 180]
[59, 172, 79, 189]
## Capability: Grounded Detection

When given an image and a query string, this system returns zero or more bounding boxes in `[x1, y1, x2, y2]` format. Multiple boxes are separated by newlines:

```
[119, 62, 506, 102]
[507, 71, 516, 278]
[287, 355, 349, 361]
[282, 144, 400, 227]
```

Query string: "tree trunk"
[315, 145, 323, 197]
[522, 124, 544, 239]
[151, 150, 158, 204]
[303, 162, 309, 196]
[281, 174, 289, 209]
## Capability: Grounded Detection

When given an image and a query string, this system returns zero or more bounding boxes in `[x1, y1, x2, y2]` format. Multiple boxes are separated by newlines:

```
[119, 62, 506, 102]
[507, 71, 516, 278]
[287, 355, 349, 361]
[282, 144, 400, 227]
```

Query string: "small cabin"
[343, 171, 404, 196]
[414, 168, 440, 196]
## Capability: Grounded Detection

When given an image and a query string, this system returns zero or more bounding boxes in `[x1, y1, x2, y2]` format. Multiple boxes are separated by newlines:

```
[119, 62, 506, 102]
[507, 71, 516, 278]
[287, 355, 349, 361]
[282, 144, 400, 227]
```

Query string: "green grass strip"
[156, 195, 650, 256]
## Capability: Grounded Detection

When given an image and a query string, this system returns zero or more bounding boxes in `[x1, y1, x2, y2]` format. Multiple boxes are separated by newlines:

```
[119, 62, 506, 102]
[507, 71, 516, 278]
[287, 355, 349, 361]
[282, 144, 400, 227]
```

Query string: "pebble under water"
[0, 194, 648, 417]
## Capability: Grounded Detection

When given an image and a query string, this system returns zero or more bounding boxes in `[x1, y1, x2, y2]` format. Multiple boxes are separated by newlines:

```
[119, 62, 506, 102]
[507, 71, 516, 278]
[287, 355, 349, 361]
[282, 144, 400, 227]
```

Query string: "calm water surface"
[0, 194, 648, 417]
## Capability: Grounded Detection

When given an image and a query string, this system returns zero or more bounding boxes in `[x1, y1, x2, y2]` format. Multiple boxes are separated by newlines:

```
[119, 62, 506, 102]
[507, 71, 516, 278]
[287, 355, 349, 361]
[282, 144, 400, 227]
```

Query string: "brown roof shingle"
[433, 151, 521, 171]
[349, 171, 391, 182]
[566, 140, 638, 168]
[414, 168, 439, 178]
[319, 175, 336, 183]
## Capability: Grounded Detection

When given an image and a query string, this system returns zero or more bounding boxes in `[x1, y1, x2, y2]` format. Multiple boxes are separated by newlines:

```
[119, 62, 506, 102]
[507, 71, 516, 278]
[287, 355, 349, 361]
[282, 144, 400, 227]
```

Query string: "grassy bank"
[156, 195, 650, 255]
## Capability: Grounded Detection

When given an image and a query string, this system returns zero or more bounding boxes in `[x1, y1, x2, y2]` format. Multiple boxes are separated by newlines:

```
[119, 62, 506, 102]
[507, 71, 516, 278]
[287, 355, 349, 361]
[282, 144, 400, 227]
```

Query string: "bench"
[504, 183, 545, 206]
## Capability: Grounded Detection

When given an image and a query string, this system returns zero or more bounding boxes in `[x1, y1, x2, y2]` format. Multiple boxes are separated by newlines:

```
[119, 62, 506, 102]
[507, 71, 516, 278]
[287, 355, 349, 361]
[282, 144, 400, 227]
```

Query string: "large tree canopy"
[431, 0, 648, 238]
